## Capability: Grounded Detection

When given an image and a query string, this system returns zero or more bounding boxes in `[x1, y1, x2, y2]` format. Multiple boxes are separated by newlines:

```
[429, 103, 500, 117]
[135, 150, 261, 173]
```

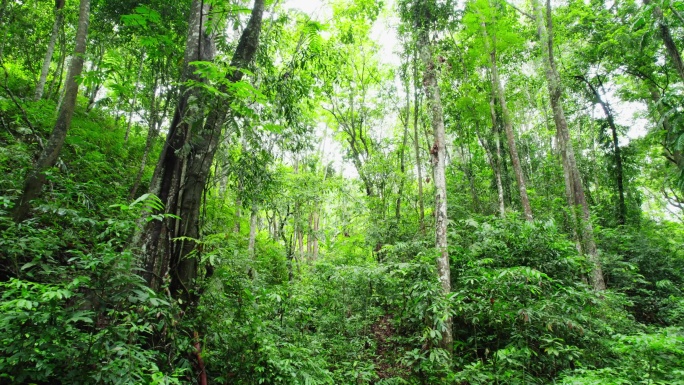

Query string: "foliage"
[1, 0, 684, 383]
[559, 327, 684, 385]
[448, 216, 634, 383]
[0, 197, 185, 384]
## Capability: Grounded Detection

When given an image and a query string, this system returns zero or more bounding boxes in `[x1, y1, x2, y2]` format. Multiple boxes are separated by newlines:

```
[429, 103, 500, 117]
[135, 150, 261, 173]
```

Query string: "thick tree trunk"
[532, 0, 605, 290]
[482, 23, 533, 220]
[418, 27, 453, 352]
[13, 0, 90, 222]
[499, 139, 513, 206]
[133, 0, 214, 296]
[133, 0, 265, 303]
[34, 3, 65, 101]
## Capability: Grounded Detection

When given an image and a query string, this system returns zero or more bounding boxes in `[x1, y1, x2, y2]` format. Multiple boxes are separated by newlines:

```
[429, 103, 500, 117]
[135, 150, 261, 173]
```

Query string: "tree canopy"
[1, 0, 684, 383]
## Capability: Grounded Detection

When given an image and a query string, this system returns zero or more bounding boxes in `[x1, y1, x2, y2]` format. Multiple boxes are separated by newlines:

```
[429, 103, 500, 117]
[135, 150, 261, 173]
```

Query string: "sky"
[282, 0, 402, 178]
[280, 0, 650, 172]
[283, 0, 329, 16]
[282, 0, 648, 136]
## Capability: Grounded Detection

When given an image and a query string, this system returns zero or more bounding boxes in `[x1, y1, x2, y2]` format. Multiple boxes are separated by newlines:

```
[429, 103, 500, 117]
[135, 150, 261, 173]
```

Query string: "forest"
[1, 0, 684, 383]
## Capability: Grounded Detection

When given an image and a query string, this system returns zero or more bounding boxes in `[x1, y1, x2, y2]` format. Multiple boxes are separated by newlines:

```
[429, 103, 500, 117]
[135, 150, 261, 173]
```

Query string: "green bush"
[0, 198, 185, 384]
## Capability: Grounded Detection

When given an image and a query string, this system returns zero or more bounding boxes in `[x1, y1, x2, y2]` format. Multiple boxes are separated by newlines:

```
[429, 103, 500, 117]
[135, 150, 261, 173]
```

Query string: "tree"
[134, 0, 266, 304]
[531, 0, 605, 290]
[477, 0, 533, 220]
[12, 0, 91, 222]
[576, 75, 627, 225]
[34, 0, 66, 101]
[416, 2, 454, 352]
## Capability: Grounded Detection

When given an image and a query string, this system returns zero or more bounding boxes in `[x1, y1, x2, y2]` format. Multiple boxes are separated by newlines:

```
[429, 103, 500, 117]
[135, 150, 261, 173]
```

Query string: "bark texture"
[532, 0, 605, 290]
[418, 26, 453, 352]
[134, 0, 265, 304]
[13, 0, 90, 222]
[413, 49, 426, 233]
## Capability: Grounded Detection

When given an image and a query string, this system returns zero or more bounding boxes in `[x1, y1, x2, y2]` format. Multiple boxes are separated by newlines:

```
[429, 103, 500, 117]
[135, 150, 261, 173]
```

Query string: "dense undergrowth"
[2, 62, 684, 385]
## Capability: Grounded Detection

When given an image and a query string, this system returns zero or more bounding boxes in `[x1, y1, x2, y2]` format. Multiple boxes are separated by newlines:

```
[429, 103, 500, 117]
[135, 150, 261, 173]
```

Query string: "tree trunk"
[485, 95, 506, 217]
[34, 2, 65, 101]
[577, 76, 626, 225]
[312, 207, 320, 260]
[234, 181, 243, 233]
[482, 22, 533, 221]
[297, 216, 304, 261]
[532, 0, 605, 290]
[396, 57, 411, 220]
[306, 211, 313, 259]
[133, 0, 265, 303]
[413, 48, 426, 234]
[248, 205, 257, 258]
[47, 33, 66, 100]
[85, 44, 104, 111]
[13, 0, 90, 222]
[644, 0, 684, 80]
[418, 25, 453, 352]
[462, 137, 481, 213]
[0, 0, 7, 29]
[641, 2, 684, 175]
[129, 76, 174, 200]
[0, 0, 10, 59]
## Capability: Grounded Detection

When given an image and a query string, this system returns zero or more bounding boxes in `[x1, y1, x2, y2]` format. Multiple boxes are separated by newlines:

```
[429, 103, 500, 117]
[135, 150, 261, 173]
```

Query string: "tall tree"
[34, 0, 65, 101]
[13, 0, 90, 222]
[134, 0, 265, 304]
[644, 0, 684, 80]
[412, 49, 426, 232]
[576, 75, 626, 225]
[479, 10, 533, 220]
[416, 4, 453, 352]
[642, 0, 684, 177]
[532, 0, 605, 290]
